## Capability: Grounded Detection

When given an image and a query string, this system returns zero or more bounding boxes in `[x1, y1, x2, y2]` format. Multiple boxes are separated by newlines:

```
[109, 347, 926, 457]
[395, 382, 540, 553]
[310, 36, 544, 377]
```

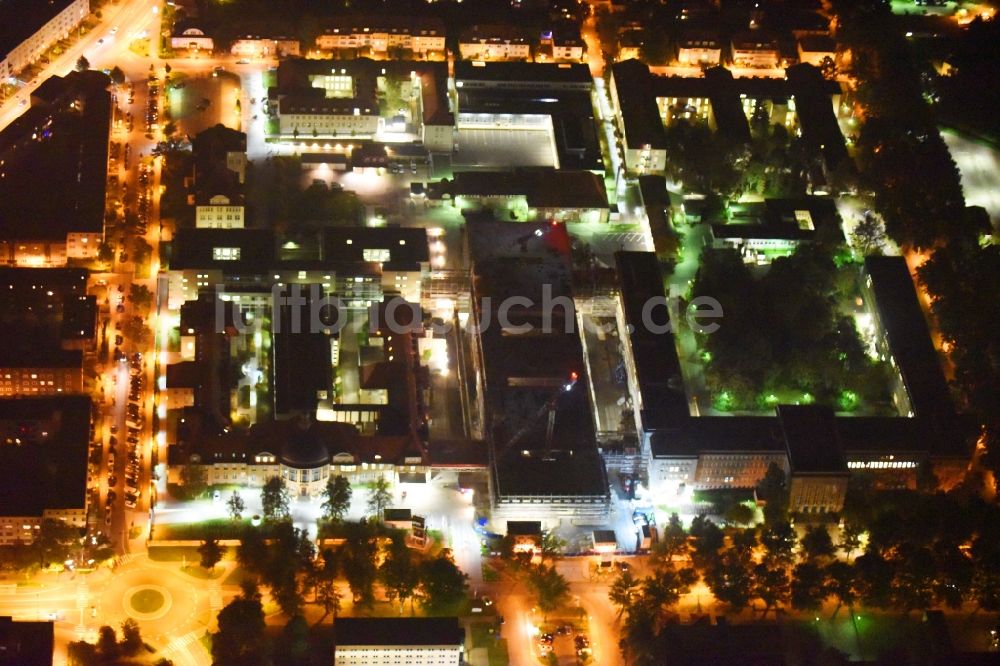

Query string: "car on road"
[116, 303, 125, 313]
[106, 490, 117, 504]
[105, 512, 112, 526]
[114, 334, 123, 346]
[108, 475, 117, 487]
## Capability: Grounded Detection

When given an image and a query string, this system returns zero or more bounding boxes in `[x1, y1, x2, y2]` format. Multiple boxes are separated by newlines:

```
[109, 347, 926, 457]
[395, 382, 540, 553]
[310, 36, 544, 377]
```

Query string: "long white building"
[0, 0, 89, 82]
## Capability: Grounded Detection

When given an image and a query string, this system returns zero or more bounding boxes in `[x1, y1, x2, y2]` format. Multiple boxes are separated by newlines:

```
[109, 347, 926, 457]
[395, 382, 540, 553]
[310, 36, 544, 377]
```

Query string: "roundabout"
[99, 560, 203, 635]
[125, 585, 171, 620]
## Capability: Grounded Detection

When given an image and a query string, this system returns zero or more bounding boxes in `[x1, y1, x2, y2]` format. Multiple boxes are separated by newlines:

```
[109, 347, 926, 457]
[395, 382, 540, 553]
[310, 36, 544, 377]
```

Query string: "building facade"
[0, 0, 89, 82]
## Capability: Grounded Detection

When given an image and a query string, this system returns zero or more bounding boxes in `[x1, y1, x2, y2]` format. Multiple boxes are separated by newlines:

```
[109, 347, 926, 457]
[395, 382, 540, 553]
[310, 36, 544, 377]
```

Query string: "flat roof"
[615, 252, 689, 430]
[611, 60, 667, 150]
[169, 228, 276, 273]
[335, 617, 464, 648]
[785, 64, 848, 169]
[507, 520, 542, 535]
[0, 71, 110, 241]
[453, 169, 608, 210]
[0, 615, 55, 666]
[863, 256, 955, 423]
[0, 0, 79, 58]
[778, 404, 848, 474]
[455, 60, 592, 87]
[0, 396, 90, 517]
[321, 226, 428, 270]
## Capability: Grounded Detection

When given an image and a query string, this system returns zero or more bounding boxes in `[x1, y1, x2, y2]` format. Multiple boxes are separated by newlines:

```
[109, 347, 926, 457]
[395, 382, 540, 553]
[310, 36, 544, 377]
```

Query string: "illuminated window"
[213, 247, 241, 261]
[363, 248, 391, 262]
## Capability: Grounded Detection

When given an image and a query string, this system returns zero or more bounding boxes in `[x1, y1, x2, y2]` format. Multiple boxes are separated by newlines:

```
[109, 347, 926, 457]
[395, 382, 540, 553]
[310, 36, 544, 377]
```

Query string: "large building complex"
[268, 57, 453, 150]
[453, 61, 604, 171]
[614, 251, 972, 512]
[0, 396, 92, 545]
[467, 220, 610, 529]
[609, 60, 847, 175]
[0, 0, 89, 82]
[0, 71, 110, 265]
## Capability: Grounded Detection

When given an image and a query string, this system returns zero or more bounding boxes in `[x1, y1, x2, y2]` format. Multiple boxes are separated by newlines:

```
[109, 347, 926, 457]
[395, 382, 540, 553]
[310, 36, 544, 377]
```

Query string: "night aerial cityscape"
[0, 0, 998, 664]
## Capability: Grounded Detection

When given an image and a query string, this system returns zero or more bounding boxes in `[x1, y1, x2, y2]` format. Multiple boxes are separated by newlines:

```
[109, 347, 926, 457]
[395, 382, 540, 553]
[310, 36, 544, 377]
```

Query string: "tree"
[179, 463, 207, 498]
[120, 618, 143, 656]
[341, 522, 378, 609]
[109, 66, 126, 86]
[76, 55, 90, 71]
[760, 520, 797, 565]
[801, 525, 836, 561]
[850, 214, 887, 256]
[824, 560, 858, 619]
[724, 503, 756, 527]
[31, 518, 79, 568]
[840, 523, 863, 561]
[280, 615, 309, 663]
[651, 513, 689, 567]
[132, 237, 153, 266]
[314, 551, 343, 622]
[609, 570, 640, 618]
[261, 476, 290, 521]
[366, 477, 392, 520]
[380, 537, 419, 612]
[752, 563, 789, 617]
[540, 530, 566, 562]
[198, 538, 225, 572]
[790, 562, 828, 612]
[419, 554, 468, 612]
[67, 640, 99, 665]
[212, 586, 268, 666]
[704, 548, 754, 612]
[528, 564, 570, 620]
[227, 491, 246, 520]
[638, 567, 699, 620]
[237, 526, 269, 574]
[321, 475, 352, 522]
[96, 626, 118, 660]
[689, 516, 724, 570]
[97, 241, 115, 265]
[757, 462, 789, 524]
[128, 283, 153, 311]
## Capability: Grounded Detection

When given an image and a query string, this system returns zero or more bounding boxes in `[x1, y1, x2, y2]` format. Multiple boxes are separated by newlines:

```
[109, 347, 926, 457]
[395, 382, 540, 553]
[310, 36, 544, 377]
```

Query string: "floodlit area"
[943, 129, 1000, 228]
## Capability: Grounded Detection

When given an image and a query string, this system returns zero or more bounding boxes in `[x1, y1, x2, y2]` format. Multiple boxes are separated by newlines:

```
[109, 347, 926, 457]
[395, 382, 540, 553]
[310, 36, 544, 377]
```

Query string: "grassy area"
[222, 566, 251, 587]
[148, 545, 238, 562]
[153, 518, 251, 541]
[130, 588, 165, 613]
[482, 562, 499, 582]
[470, 622, 509, 666]
[181, 565, 225, 580]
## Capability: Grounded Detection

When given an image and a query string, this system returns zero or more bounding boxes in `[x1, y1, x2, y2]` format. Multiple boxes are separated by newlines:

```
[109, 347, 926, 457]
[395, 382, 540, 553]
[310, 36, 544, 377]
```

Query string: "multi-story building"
[333, 618, 465, 665]
[467, 220, 610, 530]
[191, 124, 248, 229]
[166, 227, 429, 309]
[444, 169, 610, 224]
[316, 16, 446, 57]
[230, 36, 301, 59]
[0, 71, 109, 266]
[459, 24, 532, 61]
[0, 396, 92, 546]
[269, 58, 451, 146]
[611, 60, 846, 174]
[615, 250, 973, 507]
[676, 31, 722, 66]
[453, 60, 602, 171]
[538, 25, 585, 62]
[0, 0, 89, 82]
[0, 350, 84, 396]
[796, 33, 837, 68]
[730, 31, 782, 69]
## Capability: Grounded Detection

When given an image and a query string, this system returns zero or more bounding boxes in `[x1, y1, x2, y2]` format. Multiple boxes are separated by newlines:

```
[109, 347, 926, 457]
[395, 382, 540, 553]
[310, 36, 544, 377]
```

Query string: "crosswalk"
[113, 552, 139, 567]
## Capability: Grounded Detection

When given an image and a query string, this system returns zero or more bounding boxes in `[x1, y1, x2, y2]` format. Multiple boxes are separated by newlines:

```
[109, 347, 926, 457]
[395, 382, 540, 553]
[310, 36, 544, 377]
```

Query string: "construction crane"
[505, 371, 579, 455]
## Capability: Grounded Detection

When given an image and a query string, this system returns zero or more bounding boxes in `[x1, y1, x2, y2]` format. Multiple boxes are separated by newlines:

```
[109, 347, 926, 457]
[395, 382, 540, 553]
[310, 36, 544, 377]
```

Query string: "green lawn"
[154, 518, 250, 541]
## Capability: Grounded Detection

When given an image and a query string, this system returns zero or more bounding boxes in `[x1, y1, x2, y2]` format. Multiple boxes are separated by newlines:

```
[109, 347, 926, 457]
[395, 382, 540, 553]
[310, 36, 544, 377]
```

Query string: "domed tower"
[279, 418, 330, 498]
